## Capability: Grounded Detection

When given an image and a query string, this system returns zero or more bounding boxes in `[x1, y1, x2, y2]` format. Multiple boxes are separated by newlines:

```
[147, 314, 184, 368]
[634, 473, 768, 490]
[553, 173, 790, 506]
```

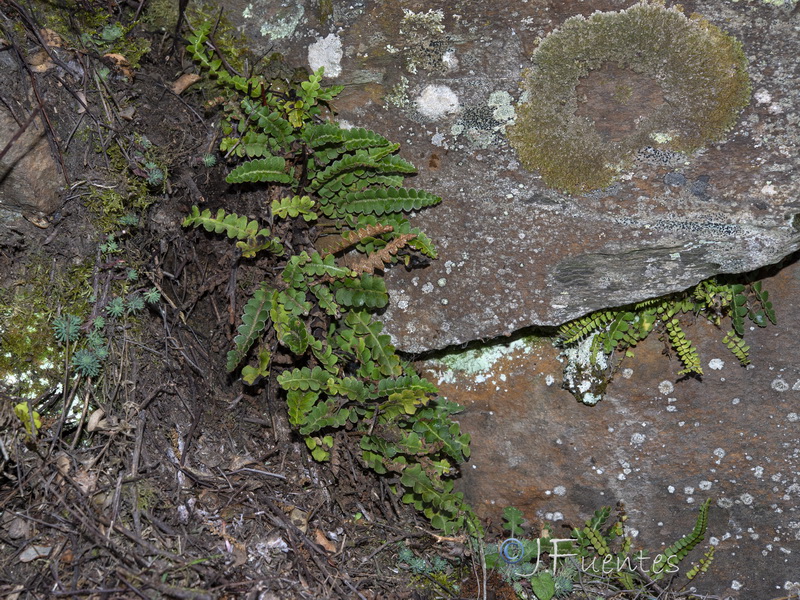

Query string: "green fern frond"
[751, 281, 777, 326]
[345, 310, 402, 377]
[287, 390, 318, 426]
[722, 330, 750, 365]
[333, 187, 441, 216]
[650, 498, 711, 579]
[309, 152, 417, 193]
[664, 318, 703, 375]
[226, 157, 293, 185]
[277, 366, 331, 392]
[334, 273, 389, 308]
[686, 546, 715, 581]
[558, 310, 616, 345]
[272, 195, 317, 221]
[182, 206, 272, 241]
[730, 283, 748, 336]
[226, 286, 275, 372]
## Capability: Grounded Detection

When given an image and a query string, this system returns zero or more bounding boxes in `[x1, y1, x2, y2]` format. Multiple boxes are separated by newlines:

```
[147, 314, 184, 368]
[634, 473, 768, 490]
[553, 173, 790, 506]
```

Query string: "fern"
[182, 206, 270, 240]
[650, 498, 711, 579]
[334, 187, 441, 216]
[334, 273, 389, 308]
[558, 277, 777, 403]
[272, 195, 317, 221]
[226, 156, 293, 185]
[183, 30, 480, 539]
[664, 318, 703, 375]
[226, 286, 274, 372]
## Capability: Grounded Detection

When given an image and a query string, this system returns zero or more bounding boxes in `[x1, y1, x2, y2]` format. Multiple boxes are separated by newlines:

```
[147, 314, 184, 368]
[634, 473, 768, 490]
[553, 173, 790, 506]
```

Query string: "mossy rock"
[508, 1, 751, 194]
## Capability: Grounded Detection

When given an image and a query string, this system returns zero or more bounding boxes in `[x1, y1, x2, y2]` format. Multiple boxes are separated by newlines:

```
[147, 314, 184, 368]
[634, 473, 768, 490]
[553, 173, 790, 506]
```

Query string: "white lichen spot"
[630, 433, 646, 446]
[421, 282, 434, 294]
[740, 493, 754, 506]
[308, 34, 343, 78]
[260, 4, 305, 40]
[553, 485, 566, 496]
[787, 412, 799, 423]
[718, 497, 734, 509]
[754, 88, 772, 104]
[441, 50, 459, 71]
[699, 480, 713, 491]
[761, 183, 778, 196]
[545, 374, 555, 386]
[731, 580, 743, 591]
[668, 485, 675, 493]
[416, 85, 460, 120]
[658, 380, 674, 395]
[713, 447, 726, 460]
[622, 368, 633, 379]
[772, 377, 790, 392]
[708, 358, 725, 371]
[437, 278, 447, 287]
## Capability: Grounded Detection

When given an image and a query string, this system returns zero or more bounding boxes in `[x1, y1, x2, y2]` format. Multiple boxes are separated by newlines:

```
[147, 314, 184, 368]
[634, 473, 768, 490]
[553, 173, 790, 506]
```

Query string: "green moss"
[508, 1, 751, 194]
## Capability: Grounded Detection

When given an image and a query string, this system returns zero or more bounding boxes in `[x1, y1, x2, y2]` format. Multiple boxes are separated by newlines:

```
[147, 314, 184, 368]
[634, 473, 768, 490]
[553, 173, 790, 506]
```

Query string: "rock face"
[0, 103, 64, 219]
[225, 0, 800, 353]
[423, 256, 800, 599]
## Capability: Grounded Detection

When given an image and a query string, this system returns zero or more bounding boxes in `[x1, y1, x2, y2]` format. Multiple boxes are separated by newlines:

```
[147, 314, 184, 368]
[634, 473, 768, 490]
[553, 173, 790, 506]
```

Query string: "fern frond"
[271, 302, 312, 355]
[182, 206, 272, 241]
[602, 311, 635, 354]
[334, 187, 441, 216]
[722, 330, 750, 365]
[242, 98, 295, 148]
[226, 286, 275, 372]
[226, 157, 293, 185]
[664, 318, 703, 375]
[345, 310, 402, 377]
[730, 284, 748, 336]
[558, 310, 616, 345]
[750, 281, 777, 326]
[302, 122, 345, 147]
[271, 195, 317, 221]
[277, 366, 331, 392]
[349, 233, 417, 274]
[236, 234, 284, 258]
[286, 390, 318, 426]
[650, 498, 711, 579]
[334, 273, 389, 308]
[321, 224, 395, 256]
[309, 152, 417, 193]
[685, 546, 715, 581]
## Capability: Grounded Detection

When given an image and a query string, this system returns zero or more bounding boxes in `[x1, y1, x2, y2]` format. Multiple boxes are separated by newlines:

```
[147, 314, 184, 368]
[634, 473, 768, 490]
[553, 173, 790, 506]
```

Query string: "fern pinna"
[557, 277, 776, 403]
[183, 22, 479, 535]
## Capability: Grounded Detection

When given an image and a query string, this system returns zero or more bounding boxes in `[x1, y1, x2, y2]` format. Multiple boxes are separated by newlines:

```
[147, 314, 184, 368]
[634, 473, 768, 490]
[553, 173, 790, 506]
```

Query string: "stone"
[423, 256, 800, 598]
[221, 0, 800, 353]
[0, 103, 64, 218]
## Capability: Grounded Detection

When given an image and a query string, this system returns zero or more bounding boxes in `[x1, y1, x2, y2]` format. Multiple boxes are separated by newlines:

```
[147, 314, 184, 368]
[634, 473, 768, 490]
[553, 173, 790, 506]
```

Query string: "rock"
[423, 256, 800, 598]
[0, 103, 64, 219]
[221, 0, 800, 353]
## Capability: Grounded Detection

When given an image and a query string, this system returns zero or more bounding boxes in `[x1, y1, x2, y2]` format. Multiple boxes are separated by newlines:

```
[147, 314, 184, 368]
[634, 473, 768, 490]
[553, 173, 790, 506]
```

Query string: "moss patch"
[508, 1, 751, 194]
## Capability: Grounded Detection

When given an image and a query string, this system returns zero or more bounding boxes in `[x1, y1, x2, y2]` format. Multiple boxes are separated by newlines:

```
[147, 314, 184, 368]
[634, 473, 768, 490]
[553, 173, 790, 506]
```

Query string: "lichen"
[508, 1, 751, 194]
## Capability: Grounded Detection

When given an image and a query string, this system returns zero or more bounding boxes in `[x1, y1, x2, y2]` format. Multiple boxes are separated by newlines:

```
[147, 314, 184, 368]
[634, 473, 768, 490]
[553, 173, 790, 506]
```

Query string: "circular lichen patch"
[507, 1, 751, 194]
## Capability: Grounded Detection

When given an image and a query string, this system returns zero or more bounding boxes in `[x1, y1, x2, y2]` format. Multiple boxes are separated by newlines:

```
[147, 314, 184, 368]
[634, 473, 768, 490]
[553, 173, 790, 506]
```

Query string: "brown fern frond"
[319, 224, 394, 257]
[350, 233, 416, 274]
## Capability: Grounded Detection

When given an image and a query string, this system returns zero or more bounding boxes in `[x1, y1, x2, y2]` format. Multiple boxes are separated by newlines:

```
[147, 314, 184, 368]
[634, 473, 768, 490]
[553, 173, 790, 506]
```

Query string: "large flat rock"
[226, 0, 800, 353]
[423, 256, 800, 598]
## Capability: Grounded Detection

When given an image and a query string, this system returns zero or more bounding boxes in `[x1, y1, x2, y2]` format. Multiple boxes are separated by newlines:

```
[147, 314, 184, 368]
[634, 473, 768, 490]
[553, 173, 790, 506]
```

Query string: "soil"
[0, 4, 486, 598]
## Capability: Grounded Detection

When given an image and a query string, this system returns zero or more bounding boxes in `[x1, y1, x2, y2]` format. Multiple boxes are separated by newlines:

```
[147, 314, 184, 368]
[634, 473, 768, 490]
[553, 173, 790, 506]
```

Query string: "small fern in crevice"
[183, 23, 479, 536]
[483, 500, 714, 599]
[557, 277, 776, 404]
